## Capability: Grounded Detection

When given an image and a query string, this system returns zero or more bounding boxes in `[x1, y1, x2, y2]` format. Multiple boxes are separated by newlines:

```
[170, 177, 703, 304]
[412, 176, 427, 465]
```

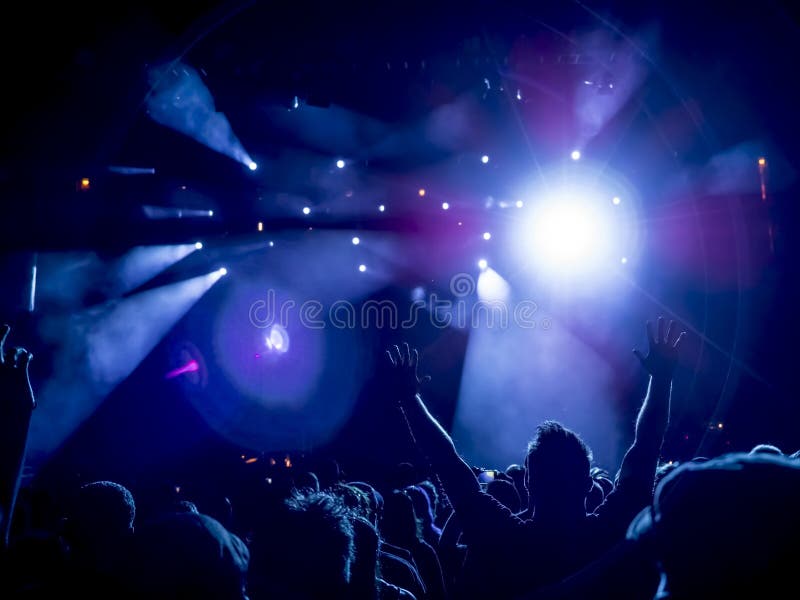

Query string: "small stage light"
[195, 242, 203, 250]
[258, 221, 264, 232]
[442, 202, 450, 210]
[483, 232, 492, 240]
[79, 178, 91, 191]
[378, 204, 386, 212]
[481, 155, 490, 164]
[248, 161, 258, 171]
[164, 359, 200, 380]
[358, 264, 367, 272]
[208, 210, 214, 217]
[352, 236, 360, 245]
[621, 256, 628, 264]
[612, 196, 621, 205]
[516, 200, 524, 208]
[336, 159, 345, 169]
[418, 188, 426, 197]
[219, 267, 228, 276]
[758, 157, 766, 166]
[478, 259, 488, 270]
[570, 150, 581, 161]
[302, 206, 311, 215]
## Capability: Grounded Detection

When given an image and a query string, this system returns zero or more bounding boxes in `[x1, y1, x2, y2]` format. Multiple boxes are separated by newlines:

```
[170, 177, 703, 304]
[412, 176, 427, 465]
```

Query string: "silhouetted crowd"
[2, 320, 799, 599]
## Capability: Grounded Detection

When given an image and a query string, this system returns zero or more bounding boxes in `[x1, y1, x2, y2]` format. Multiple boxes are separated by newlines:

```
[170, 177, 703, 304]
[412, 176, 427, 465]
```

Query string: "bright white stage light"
[514, 190, 626, 282]
[302, 206, 311, 215]
[483, 232, 492, 241]
[378, 204, 385, 212]
[358, 264, 366, 272]
[570, 150, 581, 161]
[442, 202, 450, 210]
[208, 210, 215, 217]
[352, 236, 360, 245]
[478, 259, 488, 270]
[612, 196, 621, 205]
[515, 200, 524, 208]
[195, 241, 203, 250]
[336, 159, 345, 169]
[219, 267, 228, 276]
[481, 155, 490, 164]
[248, 161, 258, 171]
[532, 203, 603, 264]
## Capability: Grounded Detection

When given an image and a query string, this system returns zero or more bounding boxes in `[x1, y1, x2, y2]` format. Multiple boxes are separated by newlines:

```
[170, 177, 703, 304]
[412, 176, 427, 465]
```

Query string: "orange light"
[758, 157, 766, 166]
[284, 455, 292, 468]
[80, 178, 90, 190]
[258, 221, 263, 232]
[269, 457, 276, 466]
[245, 457, 258, 464]
[418, 188, 426, 197]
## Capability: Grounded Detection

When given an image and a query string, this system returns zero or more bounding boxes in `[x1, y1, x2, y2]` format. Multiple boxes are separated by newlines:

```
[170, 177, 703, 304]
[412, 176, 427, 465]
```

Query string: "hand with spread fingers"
[633, 317, 686, 382]
[385, 342, 430, 403]
[0, 324, 36, 412]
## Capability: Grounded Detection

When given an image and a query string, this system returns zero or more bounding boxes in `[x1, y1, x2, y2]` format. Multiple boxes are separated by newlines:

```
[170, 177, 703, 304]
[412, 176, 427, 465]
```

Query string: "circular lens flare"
[265, 324, 290, 354]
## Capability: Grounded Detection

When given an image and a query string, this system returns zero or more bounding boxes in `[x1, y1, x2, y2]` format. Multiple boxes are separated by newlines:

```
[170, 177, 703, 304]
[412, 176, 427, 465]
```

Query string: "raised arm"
[616, 317, 686, 493]
[0, 324, 36, 548]
[384, 344, 481, 512]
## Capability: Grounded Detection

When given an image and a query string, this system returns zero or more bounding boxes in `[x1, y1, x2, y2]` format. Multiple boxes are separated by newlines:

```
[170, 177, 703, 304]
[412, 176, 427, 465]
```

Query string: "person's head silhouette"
[525, 421, 593, 519]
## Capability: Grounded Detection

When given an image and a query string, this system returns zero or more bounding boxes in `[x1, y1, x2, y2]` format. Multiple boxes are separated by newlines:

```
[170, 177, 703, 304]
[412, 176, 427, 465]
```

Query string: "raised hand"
[633, 317, 686, 381]
[0, 324, 36, 411]
[385, 342, 430, 402]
